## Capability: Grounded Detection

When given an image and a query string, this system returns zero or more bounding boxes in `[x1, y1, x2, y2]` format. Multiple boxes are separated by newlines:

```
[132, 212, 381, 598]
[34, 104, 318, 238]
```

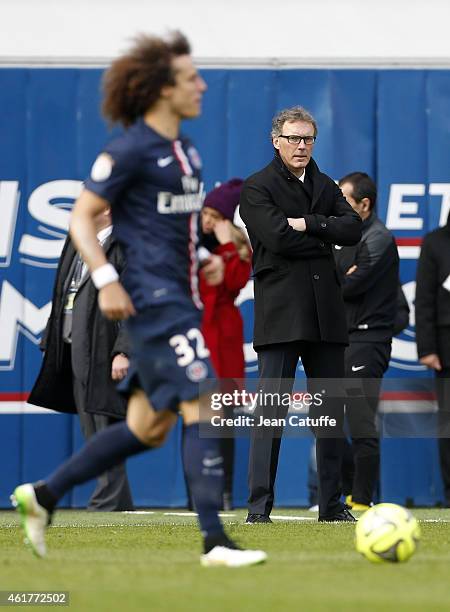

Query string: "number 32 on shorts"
[169, 328, 210, 367]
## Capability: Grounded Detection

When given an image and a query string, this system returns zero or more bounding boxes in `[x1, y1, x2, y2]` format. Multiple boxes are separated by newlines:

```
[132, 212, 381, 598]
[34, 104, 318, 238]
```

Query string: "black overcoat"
[415, 212, 450, 364]
[239, 156, 362, 349]
[28, 235, 130, 417]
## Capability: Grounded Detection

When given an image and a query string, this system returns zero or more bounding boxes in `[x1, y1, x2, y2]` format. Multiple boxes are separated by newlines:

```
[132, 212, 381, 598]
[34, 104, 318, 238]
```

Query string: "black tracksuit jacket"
[334, 213, 399, 343]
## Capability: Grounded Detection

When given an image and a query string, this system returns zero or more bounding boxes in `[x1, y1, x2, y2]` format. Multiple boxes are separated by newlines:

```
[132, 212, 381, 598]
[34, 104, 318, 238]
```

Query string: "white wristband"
[91, 263, 119, 289]
[197, 246, 211, 262]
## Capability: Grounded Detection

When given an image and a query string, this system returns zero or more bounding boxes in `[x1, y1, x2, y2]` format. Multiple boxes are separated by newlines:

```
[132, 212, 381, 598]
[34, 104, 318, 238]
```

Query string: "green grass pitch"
[1, 508, 450, 611]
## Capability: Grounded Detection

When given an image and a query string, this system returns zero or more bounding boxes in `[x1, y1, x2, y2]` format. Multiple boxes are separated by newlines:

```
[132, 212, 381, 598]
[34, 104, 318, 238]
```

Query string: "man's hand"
[201, 254, 225, 286]
[214, 219, 234, 244]
[111, 353, 129, 380]
[287, 217, 306, 232]
[98, 282, 136, 320]
[419, 353, 442, 371]
[346, 264, 358, 275]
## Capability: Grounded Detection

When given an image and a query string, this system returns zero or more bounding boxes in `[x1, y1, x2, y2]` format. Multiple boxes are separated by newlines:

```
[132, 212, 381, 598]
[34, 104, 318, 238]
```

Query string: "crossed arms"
[239, 181, 361, 259]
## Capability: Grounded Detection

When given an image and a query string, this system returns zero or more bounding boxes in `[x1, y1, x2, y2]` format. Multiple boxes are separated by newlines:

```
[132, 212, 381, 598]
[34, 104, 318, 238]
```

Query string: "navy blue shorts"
[118, 303, 216, 412]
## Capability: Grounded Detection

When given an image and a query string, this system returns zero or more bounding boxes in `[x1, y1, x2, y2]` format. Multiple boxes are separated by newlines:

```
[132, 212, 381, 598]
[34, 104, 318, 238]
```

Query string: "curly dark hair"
[102, 31, 191, 127]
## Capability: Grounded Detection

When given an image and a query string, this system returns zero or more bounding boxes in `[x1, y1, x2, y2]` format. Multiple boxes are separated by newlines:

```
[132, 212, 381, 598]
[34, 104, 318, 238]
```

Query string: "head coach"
[239, 106, 362, 522]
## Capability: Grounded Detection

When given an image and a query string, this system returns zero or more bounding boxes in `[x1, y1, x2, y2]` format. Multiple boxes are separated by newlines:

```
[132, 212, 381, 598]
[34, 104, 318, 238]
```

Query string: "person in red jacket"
[199, 178, 252, 509]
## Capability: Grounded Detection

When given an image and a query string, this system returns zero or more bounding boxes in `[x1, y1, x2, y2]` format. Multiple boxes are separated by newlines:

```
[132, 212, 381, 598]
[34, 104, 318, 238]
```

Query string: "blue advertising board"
[1, 68, 449, 507]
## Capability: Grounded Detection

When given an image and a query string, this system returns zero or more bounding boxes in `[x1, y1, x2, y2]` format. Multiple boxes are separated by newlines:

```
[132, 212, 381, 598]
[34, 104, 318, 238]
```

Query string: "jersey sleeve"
[84, 136, 140, 207]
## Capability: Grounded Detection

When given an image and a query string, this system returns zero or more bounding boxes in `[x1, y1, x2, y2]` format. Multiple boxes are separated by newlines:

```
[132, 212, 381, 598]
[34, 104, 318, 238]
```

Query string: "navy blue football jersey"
[84, 118, 205, 312]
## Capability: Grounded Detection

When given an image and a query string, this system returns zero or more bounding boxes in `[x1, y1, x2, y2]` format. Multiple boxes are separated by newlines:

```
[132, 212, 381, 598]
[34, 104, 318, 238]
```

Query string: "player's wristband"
[91, 263, 119, 289]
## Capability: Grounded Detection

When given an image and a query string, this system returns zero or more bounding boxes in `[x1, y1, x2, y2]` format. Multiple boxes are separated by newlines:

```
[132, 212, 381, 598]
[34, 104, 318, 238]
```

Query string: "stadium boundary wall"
[0, 67, 449, 507]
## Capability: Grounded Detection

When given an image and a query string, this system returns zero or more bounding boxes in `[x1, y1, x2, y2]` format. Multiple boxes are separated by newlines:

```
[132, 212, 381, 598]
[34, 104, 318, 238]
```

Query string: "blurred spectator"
[336, 172, 400, 510]
[199, 178, 252, 509]
[28, 209, 133, 511]
[415, 212, 450, 507]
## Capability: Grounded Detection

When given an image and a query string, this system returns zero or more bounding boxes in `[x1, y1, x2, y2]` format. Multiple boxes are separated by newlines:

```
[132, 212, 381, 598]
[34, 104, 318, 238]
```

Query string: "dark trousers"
[247, 341, 346, 518]
[342, 341, 391, 505]
[222, 437, 235, 497]
[64, 345, 134, 511]
[436, 368, 450, 505]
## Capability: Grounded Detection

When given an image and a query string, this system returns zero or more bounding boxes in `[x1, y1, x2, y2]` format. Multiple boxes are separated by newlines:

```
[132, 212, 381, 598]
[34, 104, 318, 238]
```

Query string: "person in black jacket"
[335, 172, 400, 509]
[240, 106, 362, 523]
[415, 212, 450, 506]
[28, 208, 133, 511]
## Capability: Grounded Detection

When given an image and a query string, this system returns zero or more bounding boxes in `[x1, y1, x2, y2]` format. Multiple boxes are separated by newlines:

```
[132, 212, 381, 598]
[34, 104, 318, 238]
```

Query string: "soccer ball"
[355, 503, 421, 563]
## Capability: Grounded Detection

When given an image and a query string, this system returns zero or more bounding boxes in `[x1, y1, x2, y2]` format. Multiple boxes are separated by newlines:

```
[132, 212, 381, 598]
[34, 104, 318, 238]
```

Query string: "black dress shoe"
[318, 508, 356, 522]
[245, 513, 273, 524]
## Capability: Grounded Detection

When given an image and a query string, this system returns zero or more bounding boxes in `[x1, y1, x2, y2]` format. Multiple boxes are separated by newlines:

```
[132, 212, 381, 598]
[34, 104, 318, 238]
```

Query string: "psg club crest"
[186, 360, 208, 382]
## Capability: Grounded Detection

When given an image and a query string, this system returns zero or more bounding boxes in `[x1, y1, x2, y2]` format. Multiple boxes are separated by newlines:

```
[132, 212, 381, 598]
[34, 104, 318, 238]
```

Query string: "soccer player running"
[11, 31, 266, 568]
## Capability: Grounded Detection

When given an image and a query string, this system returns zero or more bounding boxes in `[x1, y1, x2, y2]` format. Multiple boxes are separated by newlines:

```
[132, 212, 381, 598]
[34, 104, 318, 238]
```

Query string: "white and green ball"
[355, 503, 421, 563]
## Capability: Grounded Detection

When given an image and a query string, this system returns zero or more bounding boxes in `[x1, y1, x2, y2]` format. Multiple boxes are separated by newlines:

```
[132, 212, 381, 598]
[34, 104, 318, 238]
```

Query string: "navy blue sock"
[182, 423, 224, 538]
[46, 421, 148, 500]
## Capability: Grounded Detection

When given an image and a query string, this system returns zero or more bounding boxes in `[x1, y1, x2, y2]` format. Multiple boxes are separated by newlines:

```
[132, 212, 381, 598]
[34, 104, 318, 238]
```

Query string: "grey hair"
[271, 106, 318, 138]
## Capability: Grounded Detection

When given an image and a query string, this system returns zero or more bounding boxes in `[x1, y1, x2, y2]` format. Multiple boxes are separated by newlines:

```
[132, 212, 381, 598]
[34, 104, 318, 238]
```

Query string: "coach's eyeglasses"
[279, 135, 316, 145]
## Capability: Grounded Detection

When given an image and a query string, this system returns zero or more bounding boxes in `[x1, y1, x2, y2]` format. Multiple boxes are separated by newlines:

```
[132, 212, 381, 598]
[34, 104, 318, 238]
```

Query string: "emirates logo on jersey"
[157, 182, 206, 214]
